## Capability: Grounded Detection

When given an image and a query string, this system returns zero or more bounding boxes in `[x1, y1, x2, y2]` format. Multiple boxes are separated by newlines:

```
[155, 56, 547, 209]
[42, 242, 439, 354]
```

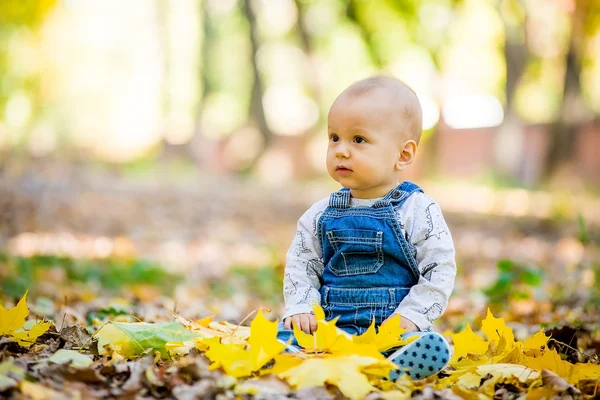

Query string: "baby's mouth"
[336, 166, 352, 174]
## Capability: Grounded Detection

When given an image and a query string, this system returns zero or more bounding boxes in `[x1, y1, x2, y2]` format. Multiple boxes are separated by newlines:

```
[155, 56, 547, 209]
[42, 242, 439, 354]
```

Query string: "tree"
[543, 0, 598, 179]
[241, 0, 273, 170]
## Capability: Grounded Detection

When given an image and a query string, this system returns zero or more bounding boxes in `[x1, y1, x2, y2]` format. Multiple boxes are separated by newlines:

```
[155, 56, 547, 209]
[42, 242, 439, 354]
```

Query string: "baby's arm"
[392, 193, 457, 331]
[282, 199, 327, 333]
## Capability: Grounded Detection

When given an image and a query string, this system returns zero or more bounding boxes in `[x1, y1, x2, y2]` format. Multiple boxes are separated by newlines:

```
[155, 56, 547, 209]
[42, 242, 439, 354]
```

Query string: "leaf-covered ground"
[1, 288, 600, 399]
[1, 162, 599, 398]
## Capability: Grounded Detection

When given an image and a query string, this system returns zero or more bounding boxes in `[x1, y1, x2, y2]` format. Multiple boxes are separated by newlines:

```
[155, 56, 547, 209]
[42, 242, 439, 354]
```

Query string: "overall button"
[335, 192, 343, 197]
[392, 191, 401, 199]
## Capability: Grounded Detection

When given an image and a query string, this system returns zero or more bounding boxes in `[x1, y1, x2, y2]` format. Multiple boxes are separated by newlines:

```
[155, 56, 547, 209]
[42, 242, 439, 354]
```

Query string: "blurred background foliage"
[0, 0, 598, 186]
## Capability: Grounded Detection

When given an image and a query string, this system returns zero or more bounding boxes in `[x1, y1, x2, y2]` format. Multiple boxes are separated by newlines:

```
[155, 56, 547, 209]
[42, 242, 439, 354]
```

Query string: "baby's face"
[326, 88, 408, 199]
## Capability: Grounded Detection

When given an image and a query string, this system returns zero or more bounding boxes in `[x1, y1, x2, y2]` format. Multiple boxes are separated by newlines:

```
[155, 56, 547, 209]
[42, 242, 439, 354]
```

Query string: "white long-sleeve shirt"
[282, 192, 456, 331]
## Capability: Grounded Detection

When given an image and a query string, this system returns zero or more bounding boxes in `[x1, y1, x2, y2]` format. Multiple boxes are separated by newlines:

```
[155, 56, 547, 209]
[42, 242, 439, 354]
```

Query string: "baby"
[277, 76, 457, 380]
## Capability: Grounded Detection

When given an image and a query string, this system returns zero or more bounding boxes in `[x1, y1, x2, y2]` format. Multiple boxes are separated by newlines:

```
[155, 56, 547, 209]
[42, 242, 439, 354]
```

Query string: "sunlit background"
[1, 0, 599, 325]
[1, 0, 599, 182]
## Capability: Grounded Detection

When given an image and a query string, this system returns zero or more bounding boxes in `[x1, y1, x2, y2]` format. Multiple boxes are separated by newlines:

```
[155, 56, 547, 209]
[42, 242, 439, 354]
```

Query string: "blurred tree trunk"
[543, 5, 590, 180]
[495, 1, 529, 182]
[544, 35, 585, 178]
[240, 0, 273, 172]
[188, 0, 219, 168]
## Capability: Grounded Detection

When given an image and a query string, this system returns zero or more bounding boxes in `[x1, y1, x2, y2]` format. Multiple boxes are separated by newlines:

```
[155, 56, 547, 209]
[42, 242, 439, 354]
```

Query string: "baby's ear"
[396, 140, 417, 171]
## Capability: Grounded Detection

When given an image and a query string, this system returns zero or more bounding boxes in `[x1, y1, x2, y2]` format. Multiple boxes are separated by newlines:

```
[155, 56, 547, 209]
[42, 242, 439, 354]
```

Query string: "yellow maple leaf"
[452, 309, 527, 366]
[354, 314, 413, 352]
[0, 291, 29, 336]
[204, 337, 254, 377]
[481, 309, 515, 350]
[10, 321, 51, 348]
[292, 305, 349, 352]
[456, 372, 484, 389]
[494, 345, 526, 365]
[277, 355, 396, 400]
[248, 309, 287, 369]
[293, 305, 412, 358]
[522, 346, 573, 378]
[204, 309, 286, 378]
[522, 328, 549, 350]
[448, 310, 597, 386]
[568, 363, 600, 384]
[267, 353, 304, 375]
[451, 323, 488, 362]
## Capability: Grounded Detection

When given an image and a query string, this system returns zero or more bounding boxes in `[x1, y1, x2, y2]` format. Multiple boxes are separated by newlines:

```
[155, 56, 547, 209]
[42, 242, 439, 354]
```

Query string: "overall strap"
[372, 181, 424, 208]
[328, 188, 351, 208]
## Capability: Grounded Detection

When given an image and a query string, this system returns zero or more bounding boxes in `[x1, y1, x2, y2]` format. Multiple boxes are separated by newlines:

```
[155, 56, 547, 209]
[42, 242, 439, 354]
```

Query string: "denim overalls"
[278, 181, 424, 343]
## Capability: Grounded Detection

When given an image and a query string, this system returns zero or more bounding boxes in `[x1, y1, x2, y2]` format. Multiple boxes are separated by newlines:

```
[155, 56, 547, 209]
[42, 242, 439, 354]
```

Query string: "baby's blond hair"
[343, 76, 423, 144]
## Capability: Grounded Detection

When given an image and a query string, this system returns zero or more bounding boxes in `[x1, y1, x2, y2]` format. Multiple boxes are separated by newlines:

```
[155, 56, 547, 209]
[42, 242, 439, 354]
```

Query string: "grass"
[0, 252, 182, 298]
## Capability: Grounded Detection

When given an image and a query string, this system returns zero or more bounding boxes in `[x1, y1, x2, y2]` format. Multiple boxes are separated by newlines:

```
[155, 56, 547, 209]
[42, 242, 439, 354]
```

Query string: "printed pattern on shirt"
[294, 231, 312, 257]
[422, 303, 443, 322]
[424, 203, 448, 240]
[306, 258, 323, 277]
[298, 287, 313, 304]
[284, 273, 299, 297]
[421, 262, 438, 281]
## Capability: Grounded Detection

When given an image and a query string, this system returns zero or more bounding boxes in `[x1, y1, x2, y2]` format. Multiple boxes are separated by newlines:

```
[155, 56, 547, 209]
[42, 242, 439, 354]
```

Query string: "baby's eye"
[330, 134, 339, 142]
[354, 136, 366, 144]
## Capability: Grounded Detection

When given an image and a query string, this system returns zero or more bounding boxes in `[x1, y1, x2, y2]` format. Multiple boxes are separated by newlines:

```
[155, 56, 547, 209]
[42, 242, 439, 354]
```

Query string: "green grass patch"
[0, 253, 181, 298]
[209, 265, 283, 305]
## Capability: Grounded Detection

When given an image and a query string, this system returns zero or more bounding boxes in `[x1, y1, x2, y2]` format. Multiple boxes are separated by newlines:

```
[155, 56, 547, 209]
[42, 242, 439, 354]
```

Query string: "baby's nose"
[336, 144, 350, 157]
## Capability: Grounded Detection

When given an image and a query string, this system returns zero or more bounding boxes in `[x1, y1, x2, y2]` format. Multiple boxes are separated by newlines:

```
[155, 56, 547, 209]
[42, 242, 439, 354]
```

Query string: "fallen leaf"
[475, 363, 539, 383]
[59, 325, 92, 350]
[481, 309, 515, 348]
[522, 329, 549, 351]
[541, 368, 581, 394]
[451, 323, 488, 362]
[293, 305, 347, 352]
[47, 349, 93, 368]
[19, 381, 62, 400]
[526, 386, 561, 400]
[569, 362, 600, 383]
[10, 320, 51, 348]
[522, 346, 573, 378]
[172, 381, 218, 400]
[277, 355, 396, 400]
[0, 360, 24, 391]
[204, 309, 286, 377]
[234, 374, 290, 396]
[0, 291, 29, 335]
[353, 314, 413, 353]
[62, 366, 106, 384]
[95, 321, 199, 358]
[452, 384, 489, 400]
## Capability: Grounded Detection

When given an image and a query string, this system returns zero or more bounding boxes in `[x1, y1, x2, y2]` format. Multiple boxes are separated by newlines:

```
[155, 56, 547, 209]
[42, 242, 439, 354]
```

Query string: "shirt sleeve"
[282, 199, 328, 320]
[393, 193, 457, 331]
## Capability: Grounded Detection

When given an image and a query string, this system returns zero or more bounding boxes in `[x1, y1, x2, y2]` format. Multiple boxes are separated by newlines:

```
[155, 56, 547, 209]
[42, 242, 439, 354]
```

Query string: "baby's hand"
[284, 313, 317, 334]
[383, 314, 419, 332]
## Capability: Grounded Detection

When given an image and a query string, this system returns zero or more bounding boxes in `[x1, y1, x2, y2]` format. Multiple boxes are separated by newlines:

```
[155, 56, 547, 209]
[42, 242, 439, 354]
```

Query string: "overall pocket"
[326, 229, 384, 276]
